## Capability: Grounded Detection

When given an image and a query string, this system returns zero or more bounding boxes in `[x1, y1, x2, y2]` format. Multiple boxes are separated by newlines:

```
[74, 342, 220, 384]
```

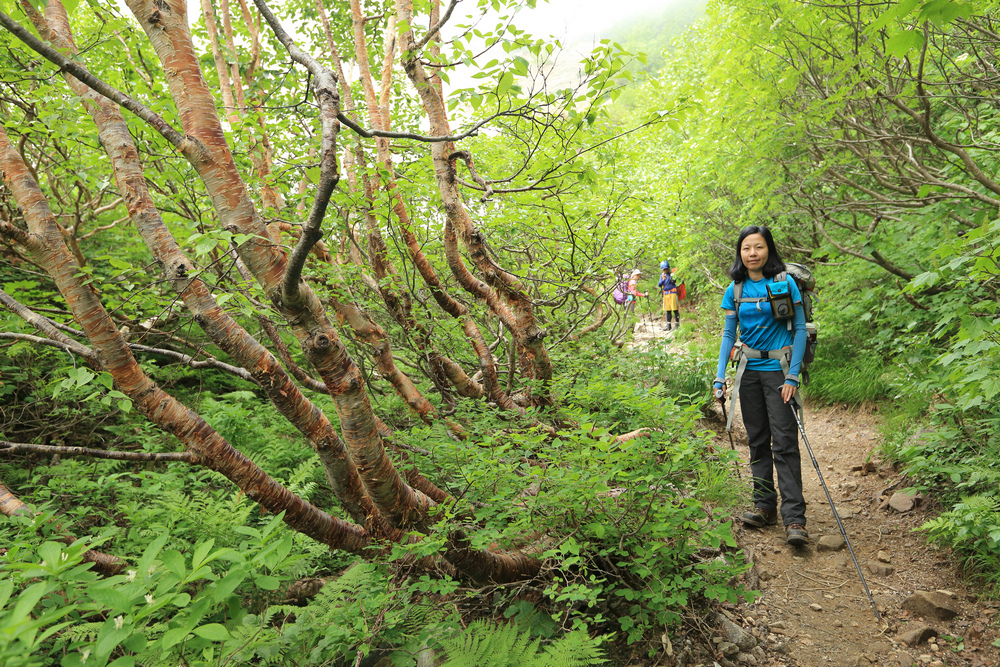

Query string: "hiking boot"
[785, 524, 809, 547]
[741, 507, 778, 528]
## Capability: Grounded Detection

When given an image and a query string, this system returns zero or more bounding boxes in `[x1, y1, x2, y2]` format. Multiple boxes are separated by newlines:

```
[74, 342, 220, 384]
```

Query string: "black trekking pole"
[788, 395, 881, 622]
[714, 388, 741, 479]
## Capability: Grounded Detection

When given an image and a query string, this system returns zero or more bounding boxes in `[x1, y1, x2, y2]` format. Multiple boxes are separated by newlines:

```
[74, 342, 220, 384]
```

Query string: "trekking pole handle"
[713, 379, 726, 402]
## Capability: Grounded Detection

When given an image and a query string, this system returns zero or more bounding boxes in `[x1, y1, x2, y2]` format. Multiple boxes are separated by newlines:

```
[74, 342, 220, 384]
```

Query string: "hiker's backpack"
[733, 262, 818, 382]
[612, 276, 628, 305]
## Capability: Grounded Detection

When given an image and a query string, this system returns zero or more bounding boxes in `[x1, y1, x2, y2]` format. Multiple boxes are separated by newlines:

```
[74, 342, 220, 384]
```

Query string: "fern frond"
[438, 622, 607, 667]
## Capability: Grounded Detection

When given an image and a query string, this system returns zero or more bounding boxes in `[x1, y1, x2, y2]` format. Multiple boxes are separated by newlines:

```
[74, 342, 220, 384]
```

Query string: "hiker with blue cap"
[658, 260, 681, 331]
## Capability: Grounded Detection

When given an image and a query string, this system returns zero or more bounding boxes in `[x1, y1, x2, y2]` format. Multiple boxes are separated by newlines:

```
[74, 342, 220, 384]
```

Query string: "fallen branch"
[1, 441, 197, 463]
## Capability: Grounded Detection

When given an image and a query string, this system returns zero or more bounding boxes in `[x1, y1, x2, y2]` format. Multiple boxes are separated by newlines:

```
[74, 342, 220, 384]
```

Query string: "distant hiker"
[658, 260, 681, 331]
[713, 225, 810, 547]
[625, 268, 646, 312]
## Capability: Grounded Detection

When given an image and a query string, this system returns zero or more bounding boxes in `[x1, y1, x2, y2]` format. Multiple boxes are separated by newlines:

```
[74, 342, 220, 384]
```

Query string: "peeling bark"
[0, 123, 369, 554]
[33, 0, 374, 529]
[117, 0, 434, 532]
[394, 0, 555, 405]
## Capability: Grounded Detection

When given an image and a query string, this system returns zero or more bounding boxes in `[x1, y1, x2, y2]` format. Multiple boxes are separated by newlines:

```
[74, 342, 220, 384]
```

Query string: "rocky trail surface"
[627, 316, 1000, 667]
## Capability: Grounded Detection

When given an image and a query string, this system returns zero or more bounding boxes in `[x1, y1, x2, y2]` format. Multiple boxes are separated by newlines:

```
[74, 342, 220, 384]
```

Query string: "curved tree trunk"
[31, 0, 377, 530]
[395, 0, 555, 405]
[120, 0, 434, 532]
[0, 124, 370, 554]
[345, 0, 522, 408]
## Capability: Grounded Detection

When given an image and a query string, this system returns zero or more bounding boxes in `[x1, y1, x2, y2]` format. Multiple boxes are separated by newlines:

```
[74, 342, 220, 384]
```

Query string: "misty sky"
[508, 0, 672, 43]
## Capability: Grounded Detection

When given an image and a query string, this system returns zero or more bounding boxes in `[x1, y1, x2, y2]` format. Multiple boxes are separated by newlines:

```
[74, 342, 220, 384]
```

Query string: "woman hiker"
[658, 260, 680, 331]
[625, 268, 646, 313]
[713, 226, 810, 547]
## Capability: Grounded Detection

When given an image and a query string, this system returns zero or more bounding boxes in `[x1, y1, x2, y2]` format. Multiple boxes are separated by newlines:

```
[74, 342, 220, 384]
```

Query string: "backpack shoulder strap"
[733, 280, 767, 304]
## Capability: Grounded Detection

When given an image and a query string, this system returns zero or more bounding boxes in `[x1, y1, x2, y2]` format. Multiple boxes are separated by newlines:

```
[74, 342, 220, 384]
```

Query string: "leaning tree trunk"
[344, 0, 530, 410]
[394, 0, 555, 406]
[118, 0, 435, 532]
[0, 124, 370, 554]
[1, 0, 541, 583]
[26, 0, 382, 531]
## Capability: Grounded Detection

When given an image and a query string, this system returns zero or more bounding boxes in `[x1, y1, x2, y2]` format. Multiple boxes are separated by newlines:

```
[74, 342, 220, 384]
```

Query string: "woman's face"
[740, 233, 769, 273]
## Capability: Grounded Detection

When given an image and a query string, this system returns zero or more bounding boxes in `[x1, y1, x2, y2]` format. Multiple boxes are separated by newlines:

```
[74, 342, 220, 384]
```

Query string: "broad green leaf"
[86, 586, 133, 613]
[192, 623, 230, 641]
[497, 71, 514, 96]
[212, 569, 248, 602]
[254, 574, 280, 590]
[885, 30, 924, 59]
[191, 539, 215, 570]
[160, 627, 190, 649]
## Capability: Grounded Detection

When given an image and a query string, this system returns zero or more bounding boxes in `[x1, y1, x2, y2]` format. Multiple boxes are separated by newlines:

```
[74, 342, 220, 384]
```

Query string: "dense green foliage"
[3, 0, 1000, 663]
[0, 333, 746, 664]
[619, 0, 1000, 589]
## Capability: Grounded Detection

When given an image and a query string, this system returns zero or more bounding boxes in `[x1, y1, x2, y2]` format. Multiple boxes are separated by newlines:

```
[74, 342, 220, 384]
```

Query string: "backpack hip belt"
[725, 342, 794, 433]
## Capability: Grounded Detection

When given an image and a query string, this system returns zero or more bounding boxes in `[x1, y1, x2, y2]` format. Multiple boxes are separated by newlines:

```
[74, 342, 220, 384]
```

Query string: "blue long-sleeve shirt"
[715, 276, 807, 385]
[658, 271, 678, 293]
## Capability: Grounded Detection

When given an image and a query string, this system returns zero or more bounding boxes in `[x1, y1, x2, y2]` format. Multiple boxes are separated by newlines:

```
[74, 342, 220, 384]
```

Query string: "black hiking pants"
[739, 369, 806, 526]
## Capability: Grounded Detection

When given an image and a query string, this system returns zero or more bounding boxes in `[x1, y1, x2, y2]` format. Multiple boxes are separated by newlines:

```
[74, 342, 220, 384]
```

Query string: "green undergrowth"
[883, 402, 1000, 593]
[0, 337, 749, 665]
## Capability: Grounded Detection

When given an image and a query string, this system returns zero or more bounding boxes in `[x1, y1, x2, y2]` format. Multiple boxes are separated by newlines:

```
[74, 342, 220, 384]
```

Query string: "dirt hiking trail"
[628, 316, 1000, 667]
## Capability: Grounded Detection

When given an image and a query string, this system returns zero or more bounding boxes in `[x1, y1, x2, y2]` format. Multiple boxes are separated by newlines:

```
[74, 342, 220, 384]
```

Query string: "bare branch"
[336, 110, 490, 143]
[1, 441, 198, 462]
[0, 221, 38, 249]
[411, 0, 458, 52]
[250, 0, 341, 304]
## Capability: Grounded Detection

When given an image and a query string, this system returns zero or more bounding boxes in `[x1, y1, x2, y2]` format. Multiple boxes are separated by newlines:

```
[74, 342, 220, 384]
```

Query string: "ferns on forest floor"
[435, 620, 607, 666]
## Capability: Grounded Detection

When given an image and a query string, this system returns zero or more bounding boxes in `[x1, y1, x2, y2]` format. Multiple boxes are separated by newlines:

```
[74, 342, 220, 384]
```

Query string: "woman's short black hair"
[729, 225, 786, 282]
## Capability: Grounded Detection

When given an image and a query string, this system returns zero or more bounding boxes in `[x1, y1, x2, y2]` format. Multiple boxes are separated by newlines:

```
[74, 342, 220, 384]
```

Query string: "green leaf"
[162, 550, 186, 578]
[37, 541, 62, 568]
[497, 71, 514, 97]
[885, 30, 924, 59]
[212, 569, 248, 602]
[192, 623, 230, 641]
[0, 578, 13, 608]
[87, 586, 133, 613]
[191, 539, 215, 570]
[10, 582, 49, 625]
[137, 532, 170, 577]
[254, 574, 280, 590]
[96, 617, 131, 656]
[160, 626, 190, 649]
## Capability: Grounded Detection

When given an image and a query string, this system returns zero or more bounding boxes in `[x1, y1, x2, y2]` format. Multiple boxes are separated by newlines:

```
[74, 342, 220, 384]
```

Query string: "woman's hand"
[781, 382, 797, 404]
